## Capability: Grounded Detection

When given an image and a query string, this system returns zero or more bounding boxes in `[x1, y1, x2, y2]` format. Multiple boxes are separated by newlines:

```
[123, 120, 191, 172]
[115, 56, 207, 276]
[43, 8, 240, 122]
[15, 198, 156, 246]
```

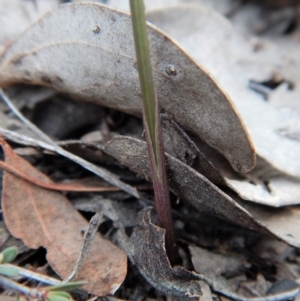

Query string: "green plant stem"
[129, 0, 179, 264]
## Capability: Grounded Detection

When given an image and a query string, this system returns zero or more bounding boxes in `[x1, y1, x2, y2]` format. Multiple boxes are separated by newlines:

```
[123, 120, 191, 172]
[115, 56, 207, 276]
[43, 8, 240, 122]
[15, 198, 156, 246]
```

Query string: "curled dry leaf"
[146, 4, 300, 179]
[0, 2, 255, 173]
[0, 137, 127, 296]
[117, 207, 203, 300]
[103, 136, 268, 232]
[103, 136, 300, 248]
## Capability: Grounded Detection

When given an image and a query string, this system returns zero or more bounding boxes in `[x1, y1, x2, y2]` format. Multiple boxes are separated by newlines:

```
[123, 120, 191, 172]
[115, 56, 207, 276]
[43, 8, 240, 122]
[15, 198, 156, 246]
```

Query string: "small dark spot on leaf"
[264, 181, 271, 193]
[41, 75, 53, 84]
[133, 61, 138, 70]
[102, 277, 110, 285]
[166, 64, 177, 76]
[54, 75, 64, 84]
[92, 25, 101, 34]
[111, 15, 116, 23]
[23, 70, 32, 82]
[7, 124, 21, 131]
[39, 74, 63, 86]
[12, 57, 23, 66]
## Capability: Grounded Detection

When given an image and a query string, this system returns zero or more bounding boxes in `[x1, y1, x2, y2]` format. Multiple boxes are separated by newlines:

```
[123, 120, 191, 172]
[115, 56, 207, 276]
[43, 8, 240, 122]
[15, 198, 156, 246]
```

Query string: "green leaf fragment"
[1, 246, 18, 263]
[46, 281, 86, 292]
[47, 291, 73, 301]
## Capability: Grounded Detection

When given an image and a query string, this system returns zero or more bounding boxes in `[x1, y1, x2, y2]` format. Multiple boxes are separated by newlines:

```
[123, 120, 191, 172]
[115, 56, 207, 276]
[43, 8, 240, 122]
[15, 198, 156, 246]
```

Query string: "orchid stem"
[129, 0, 179, 264]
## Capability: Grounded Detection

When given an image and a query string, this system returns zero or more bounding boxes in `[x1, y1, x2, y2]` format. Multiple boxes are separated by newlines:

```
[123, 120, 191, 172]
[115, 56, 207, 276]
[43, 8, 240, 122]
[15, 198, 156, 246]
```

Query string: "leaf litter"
[0, 137, 127, 296]
[146, 4, 300, 207]
[103, 135, 300, 248]
[0, 1, 300, 301]
[116, 207, 203, 300]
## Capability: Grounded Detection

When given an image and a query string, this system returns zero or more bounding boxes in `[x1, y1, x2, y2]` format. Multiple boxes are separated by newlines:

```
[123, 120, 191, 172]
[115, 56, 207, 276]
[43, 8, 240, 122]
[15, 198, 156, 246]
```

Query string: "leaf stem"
[129, 0, 179, 264]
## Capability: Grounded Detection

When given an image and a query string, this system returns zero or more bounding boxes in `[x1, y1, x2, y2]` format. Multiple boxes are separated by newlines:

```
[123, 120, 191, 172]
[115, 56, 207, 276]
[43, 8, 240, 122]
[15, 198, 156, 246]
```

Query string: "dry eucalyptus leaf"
[117, 207, 203, 300]
[0, 2, 255, 174]
[103, 136, 300, 248]
[191, 129, 300, 207]
[146, 4, 300, 179]
[226, 176, 300, 207]
[0, 138, 127, 296]
[103, 136, 270, 233]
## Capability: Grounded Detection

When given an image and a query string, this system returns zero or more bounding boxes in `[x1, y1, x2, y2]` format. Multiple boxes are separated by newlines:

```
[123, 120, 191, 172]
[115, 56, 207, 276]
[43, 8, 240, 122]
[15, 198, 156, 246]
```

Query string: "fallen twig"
[0, 128, 140, 198]
[0, 90, 140, 198]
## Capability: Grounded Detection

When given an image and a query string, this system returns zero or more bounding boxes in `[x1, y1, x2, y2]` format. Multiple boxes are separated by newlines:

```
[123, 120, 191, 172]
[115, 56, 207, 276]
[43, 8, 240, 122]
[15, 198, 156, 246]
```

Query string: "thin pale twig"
[0, 91, 140, 198]
[0, 127, 140, 199]
[0, 89, 55, 145]
[0, 159, 122, 192]
[0, 275, 33, 296]
[64, 212, 104, 282]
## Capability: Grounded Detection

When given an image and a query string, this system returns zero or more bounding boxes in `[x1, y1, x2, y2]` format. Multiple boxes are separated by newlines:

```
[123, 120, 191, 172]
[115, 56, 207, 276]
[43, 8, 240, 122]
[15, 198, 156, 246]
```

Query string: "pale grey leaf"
[0, 3, 255, 173]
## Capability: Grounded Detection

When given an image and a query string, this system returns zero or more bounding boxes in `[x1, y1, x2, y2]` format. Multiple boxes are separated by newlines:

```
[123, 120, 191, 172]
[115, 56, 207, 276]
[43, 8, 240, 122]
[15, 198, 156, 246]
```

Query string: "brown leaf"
[0, 159, 123, 192]
[0, 137, 127, 296]
[117, 207, 203, 300]
[0, 2, 255, 174]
